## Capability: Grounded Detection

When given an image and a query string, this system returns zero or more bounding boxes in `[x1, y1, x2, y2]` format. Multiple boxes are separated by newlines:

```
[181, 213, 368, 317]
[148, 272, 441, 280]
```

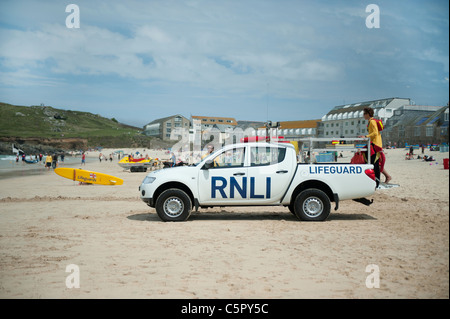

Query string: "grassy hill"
[0, 102, 173, 150]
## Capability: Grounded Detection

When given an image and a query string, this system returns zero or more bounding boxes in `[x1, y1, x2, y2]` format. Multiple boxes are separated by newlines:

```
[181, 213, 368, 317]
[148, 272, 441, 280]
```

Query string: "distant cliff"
[0, 102, 174, 154]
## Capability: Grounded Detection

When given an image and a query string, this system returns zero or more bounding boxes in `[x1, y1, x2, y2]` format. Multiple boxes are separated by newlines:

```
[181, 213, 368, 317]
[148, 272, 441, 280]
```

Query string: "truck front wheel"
[155, 188, 192, 222]
[293, 188, 331, 221]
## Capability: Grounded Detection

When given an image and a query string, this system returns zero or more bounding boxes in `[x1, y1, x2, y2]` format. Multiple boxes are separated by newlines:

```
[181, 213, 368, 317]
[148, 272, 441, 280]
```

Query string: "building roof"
[144, 114, 189, 127]
[327, 97, 409, 115]
[385, 106, 448, 130]
[236, 120, 265, 130]
[422, 106, 448, 126]
[279, 120, 321, 129]
[258, 119, 321, 130]
[192, 115, 237, 126]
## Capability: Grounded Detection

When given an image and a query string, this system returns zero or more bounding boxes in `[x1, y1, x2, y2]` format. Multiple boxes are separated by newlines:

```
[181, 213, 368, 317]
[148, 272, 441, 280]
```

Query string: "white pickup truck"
[139, 142, 377, 222]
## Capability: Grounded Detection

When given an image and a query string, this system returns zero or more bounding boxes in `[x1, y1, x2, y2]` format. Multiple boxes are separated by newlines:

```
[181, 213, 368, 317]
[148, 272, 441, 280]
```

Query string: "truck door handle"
[233, 172, 246, 176]
[276, 170, 288, 174]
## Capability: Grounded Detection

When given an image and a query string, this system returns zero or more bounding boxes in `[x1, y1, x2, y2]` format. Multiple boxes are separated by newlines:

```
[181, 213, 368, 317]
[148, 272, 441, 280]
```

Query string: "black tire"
[288, 204, 295, 215]
[293, 188, 331, 221]
[155, 188, 192, 222]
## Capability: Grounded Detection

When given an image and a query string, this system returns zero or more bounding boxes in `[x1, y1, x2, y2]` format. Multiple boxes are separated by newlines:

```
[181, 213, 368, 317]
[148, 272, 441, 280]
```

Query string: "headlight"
[142, 176, 156, 184]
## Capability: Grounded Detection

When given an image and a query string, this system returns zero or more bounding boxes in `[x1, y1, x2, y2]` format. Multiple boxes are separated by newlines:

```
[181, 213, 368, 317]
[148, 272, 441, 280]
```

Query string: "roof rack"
[297, 137, 371, 164]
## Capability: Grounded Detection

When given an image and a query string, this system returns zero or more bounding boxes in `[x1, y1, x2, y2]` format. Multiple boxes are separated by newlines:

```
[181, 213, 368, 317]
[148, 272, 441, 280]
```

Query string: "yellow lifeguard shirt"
[366, 118, 382, 149]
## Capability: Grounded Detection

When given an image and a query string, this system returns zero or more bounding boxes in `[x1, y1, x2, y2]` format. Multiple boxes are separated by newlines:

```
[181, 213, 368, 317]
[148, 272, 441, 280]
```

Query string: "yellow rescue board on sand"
[54, 168, 124, 185]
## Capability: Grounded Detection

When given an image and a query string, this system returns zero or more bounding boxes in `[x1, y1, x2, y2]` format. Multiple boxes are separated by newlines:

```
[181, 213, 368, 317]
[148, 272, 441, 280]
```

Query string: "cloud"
[0, 0, 448, 125]
[0, 69, 61, 87]
[413, 48, 449, 73]
[0, 13, 342, 98]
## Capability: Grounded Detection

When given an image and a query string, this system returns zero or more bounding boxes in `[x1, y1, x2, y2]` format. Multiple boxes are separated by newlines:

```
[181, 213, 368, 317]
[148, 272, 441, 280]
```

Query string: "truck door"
[197, 147, 248, 205]
[246, 145, 294, 204]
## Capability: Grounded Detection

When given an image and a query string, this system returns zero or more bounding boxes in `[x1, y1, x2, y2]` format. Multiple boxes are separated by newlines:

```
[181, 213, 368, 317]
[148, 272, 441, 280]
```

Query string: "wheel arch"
[290, 180, 334, 206]
[154, 182, 195, 206]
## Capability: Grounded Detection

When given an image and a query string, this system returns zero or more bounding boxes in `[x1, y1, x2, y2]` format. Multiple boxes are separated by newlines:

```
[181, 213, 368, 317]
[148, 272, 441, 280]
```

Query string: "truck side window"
[250, 147, 286, 166]
[210, 148, 245, 168]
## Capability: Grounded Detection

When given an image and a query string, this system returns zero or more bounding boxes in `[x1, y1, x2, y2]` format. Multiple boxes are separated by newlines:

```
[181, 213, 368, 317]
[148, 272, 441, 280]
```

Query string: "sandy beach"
[0, 147, 448, 299]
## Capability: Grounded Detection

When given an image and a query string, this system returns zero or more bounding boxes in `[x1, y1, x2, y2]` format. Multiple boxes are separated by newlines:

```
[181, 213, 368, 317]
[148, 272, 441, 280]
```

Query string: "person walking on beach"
[45, 154, 52, 170]
[81, 152, 86, 166]
[51, 154, 58, 169]
[359, 107, 385, 188]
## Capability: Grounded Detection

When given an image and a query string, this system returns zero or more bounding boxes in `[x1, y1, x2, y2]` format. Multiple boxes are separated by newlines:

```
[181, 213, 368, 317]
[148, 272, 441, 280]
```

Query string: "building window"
[166, 122, 171, 127]
[175, 123, 181, 127]
[399, 125, 405, 137]
[350, 130, 354, 134]
[345, 130, 348, 134]
[414, 127, 421, 136]
[426, 126, 433, 137]
[166, 128, 171, 133]
[345, 122, 348, 126]
[218, 119, 224, 123]
[174, 116, 182, 122]
[166, 134, 171, 138]
[210, 119, 216, 122]
[202, 119, 207, 122]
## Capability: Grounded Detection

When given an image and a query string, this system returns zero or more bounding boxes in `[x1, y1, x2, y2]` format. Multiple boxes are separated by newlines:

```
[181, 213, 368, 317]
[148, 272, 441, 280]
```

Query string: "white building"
[319, 97, 410, 138]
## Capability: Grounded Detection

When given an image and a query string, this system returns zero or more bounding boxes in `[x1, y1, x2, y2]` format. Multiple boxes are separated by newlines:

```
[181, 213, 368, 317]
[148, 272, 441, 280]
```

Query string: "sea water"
[0, 155, 92, 180]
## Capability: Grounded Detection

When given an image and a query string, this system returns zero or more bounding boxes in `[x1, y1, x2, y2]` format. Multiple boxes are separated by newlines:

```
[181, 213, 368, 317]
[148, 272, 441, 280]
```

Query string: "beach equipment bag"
[351, 151, 366, 164]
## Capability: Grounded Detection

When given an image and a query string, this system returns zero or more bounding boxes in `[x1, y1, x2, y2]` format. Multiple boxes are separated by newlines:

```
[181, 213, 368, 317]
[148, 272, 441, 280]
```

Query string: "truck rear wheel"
[293, 188, 331, 221]
[155, 188, 192, 222]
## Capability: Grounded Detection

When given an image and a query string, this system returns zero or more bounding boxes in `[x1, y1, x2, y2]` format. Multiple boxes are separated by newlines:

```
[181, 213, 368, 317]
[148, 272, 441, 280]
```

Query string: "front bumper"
[139, 184, 154, 207]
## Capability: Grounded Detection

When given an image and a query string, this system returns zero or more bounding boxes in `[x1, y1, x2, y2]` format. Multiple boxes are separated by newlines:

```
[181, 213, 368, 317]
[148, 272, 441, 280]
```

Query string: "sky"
[0, 0, 448, 127]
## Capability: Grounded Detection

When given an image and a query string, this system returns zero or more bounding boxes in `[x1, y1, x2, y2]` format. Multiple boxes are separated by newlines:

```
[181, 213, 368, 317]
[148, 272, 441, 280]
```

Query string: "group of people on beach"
[405, 144, 438, 162]
[15, 153, 64, 170]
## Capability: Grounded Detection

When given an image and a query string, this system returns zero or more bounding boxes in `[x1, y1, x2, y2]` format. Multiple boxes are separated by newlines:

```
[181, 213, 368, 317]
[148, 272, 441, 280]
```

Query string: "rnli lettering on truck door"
[211, 176, 271, 199]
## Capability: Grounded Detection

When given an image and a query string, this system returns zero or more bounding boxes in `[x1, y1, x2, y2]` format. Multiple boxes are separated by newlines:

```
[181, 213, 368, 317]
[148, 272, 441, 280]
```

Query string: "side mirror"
[202, 160, 214, 170]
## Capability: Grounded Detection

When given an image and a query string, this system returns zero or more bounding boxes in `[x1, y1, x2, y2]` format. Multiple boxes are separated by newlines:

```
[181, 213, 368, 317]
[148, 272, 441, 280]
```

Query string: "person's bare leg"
[382, 170, 392, 183]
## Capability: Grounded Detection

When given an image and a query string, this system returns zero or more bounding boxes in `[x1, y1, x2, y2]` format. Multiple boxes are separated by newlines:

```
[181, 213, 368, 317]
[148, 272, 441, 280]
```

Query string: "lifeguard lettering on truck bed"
[139, 142, 378, 222]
